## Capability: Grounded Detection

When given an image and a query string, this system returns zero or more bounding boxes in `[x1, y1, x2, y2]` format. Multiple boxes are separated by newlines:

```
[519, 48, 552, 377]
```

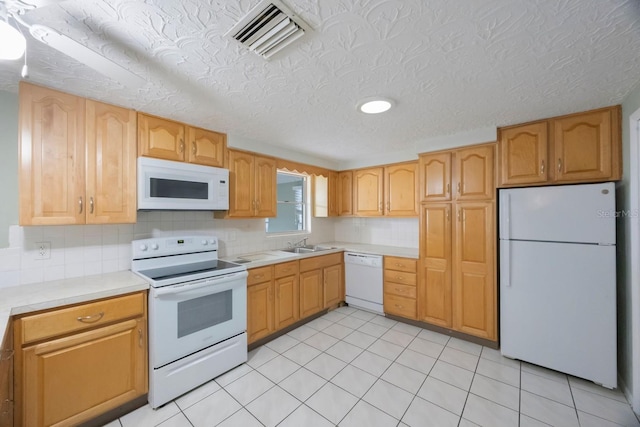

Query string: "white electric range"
[131, 235, 248, 408]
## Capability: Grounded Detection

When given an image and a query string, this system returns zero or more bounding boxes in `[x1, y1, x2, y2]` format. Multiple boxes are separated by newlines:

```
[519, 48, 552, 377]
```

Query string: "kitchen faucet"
[289, 237, 308, 248]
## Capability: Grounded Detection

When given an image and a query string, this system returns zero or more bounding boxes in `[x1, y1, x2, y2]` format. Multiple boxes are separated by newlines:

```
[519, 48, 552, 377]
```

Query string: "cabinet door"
[354, 167, 384, 216]
[228, 150, 255, 217]
[323, 264, 343, 308]
[19, 82, 86, 225]
[338, 171, 353, 216]
[455, 145, 494, 201]
[328, 171, 340, 217]
[299, 270, 323, 318]
[186, 127, 226, 167]
[498, 122, 548, 186]
[552, 109, 613, 182]
[85, 100, 137, 224]
[137, 113, 185, 161]
[453, 202, 495, 340]
[0, 325, 13, 427]
[20, 318, 146, 427]
[275, 275, 299, 330]
[419, 204, 452, 328]
[385, 162, 418, 216]
[419, 152, 451, 202]
[255, 155, 278, 217]
[247, 281, 274, 343]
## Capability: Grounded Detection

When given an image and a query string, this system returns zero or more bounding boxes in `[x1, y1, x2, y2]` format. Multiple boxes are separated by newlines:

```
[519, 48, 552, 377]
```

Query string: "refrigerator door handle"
[500, 193, 511, 240]
[503, 239, 511, 287]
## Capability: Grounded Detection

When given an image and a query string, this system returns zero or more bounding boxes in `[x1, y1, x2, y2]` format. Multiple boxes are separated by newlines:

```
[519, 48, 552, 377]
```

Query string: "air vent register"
[226, 0, 311, 59]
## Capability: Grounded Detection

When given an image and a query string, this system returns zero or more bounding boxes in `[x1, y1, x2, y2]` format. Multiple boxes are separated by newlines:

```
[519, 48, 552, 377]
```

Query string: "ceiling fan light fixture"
[0, 20, 26, 60]
[358, 98, 394, 114]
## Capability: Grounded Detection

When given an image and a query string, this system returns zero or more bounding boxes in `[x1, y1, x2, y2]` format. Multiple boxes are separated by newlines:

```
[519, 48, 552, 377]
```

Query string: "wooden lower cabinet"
[383, 256, 418, 320]
[274, 262, 300, 330]
[417, 201, 496, 341]
[299, 270, 323, 318]
[323, 264, 343, 308]
[419, 204, 452, 328]
[247, 266, 275, 343]
[453, 202, 496, 340]
[0, 324, 13, 427]
[14, 292, 147, 427]
[248, 254, 344, 344]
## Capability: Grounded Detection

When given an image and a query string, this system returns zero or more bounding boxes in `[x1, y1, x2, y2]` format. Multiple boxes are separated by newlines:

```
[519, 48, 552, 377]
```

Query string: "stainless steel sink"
[281, 245, 331, 254]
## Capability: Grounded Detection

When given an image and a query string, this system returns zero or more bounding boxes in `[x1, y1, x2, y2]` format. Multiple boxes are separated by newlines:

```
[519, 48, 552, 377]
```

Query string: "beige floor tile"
[331, 364, 378, 397]
[381, 362, 427, 394]
[306, 382, 359, 424]
[245, 386, 301, 427]
[278, 405, 334, 427]
[520, 390, 579, 427]
[418, 376, 468, 415]
[363, 379, 414, 419]
[463, 393, 519, 427]
[476, 357, 520, 387]
[256, 354, 300, 384]
[439, 347, 479, 372]
[351, 350, 393, 377]
[279, 367, 327, 401]
[305, 352, 347, 380]
[224, 370, 274, 405]
[175, 378, 221, 410]
[120, 402, 180, 427]
[396, 348, 437, 375]
[402, 396, 460, 427]
[572, 388, 640, 426]
[325, 340, 364, 363]
[282, 342, 322, 365]
[521, 371, 573, 407]
[339, 400, 399, 426]
[470, 373, 520, 411]
[216, 408, 263, 427]
[368, 338, 405, 360]
[430, 360, 474, 390]
[183, 390, 242, 427]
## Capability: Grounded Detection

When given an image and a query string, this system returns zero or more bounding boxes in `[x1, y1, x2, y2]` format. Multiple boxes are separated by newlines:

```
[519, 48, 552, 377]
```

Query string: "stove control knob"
[151, 244, 159, 250]
[201, 240, 208, 245]
[139, 244, 148, 251]
[208, 239, 215, 245]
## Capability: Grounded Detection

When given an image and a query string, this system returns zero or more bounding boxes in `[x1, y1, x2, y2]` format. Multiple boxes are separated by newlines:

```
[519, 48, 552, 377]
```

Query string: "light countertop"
[0, 271, 149, 346]
[222, 241, 418, 269]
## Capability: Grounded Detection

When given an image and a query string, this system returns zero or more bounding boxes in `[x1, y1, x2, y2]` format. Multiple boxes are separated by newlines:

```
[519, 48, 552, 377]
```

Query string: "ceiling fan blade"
[29, 24, 146, 88]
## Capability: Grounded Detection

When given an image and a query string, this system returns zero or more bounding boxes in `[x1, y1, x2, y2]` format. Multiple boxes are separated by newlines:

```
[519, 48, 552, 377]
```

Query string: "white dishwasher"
[344, 252, 384, 314]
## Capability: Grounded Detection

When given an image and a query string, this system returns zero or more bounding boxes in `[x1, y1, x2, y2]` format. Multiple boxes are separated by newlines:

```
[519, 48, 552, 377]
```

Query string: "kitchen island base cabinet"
[14, 291, 147, 427]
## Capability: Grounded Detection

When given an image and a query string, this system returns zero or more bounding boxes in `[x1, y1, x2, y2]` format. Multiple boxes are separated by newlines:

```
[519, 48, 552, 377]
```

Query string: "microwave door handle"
[153, 271, 248, 298]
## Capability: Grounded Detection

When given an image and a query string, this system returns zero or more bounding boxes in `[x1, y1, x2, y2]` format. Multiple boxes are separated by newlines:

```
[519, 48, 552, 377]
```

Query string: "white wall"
[618, 83, 640, 409]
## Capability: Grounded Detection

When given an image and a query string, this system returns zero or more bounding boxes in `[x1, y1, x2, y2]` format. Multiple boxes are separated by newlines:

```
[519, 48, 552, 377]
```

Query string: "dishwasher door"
[344, 252, 384, 314]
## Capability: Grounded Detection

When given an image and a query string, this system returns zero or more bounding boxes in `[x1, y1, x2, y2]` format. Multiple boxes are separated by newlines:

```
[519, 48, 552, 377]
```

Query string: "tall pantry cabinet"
[418, 143, 496, 341]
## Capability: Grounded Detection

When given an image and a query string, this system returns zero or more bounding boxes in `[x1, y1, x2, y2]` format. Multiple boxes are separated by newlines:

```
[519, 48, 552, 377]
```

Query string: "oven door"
[149, 270, 247, 368]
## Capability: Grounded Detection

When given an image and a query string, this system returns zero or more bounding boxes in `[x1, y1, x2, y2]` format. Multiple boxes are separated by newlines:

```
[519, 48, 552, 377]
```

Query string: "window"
[266, 171, 309, 234]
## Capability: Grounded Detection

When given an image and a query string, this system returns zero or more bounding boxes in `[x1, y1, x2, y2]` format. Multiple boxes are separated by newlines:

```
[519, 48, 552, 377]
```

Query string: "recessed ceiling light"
[358, 97, 394, 114]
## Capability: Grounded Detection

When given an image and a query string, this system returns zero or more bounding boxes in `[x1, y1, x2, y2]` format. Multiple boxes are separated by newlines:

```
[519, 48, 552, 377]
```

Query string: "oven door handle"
[152, 270, 248, 298]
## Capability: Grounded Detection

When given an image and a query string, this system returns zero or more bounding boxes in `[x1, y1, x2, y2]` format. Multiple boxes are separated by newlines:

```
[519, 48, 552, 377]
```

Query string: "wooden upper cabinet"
[186, 127, 225, 167]
[19, 83, 86, 225]
[455, 145, 494, 201]
[354, 167, 384, 216]
[453, 202, 495, 340]
[553, 109, 615, 182]
[385, 162, 418, 216]
[497, 106, 621, 187]
[419, 152, 452, 202]
[138, 113, 185, 162]
[338, 171, 353, 216]
[85, 100, 137, 224]
[138, 113, 227, 167]
[227, 150, 276, 218]
[419, 204, 452, 328]
[498, 121, 548, 186]
[228, 150, 255, 217]
[328, 171, 340, 217]
[254, 155, 277, 217]
[19, 83, 136, 226]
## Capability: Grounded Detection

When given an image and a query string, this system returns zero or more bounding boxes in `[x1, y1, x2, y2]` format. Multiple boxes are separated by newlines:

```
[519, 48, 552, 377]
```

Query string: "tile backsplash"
[0, 212, 418, 288]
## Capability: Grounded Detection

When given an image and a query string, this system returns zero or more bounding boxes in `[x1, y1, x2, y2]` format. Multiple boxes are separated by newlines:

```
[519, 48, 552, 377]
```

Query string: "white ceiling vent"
[226, 0, 311, 59]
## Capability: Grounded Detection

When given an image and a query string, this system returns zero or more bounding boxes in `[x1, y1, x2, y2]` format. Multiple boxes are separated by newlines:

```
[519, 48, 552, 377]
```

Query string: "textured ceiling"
[1, 0, 640, 165]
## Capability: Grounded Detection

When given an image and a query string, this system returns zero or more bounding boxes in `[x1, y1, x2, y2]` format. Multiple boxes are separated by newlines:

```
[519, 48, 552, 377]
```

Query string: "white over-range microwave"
[137, 157, 229, 210]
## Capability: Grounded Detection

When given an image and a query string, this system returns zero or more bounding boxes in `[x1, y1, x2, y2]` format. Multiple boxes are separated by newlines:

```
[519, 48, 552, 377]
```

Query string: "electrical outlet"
[35, 241, 51, 260]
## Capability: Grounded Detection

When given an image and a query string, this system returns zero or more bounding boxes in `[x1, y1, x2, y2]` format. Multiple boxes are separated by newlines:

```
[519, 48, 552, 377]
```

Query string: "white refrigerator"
[499, 182, 617, 388]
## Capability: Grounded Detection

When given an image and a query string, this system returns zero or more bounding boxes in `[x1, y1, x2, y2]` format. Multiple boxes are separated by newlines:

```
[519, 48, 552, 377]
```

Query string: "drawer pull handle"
[395, 263, 402, 267]
[255, 274, 263, 279]
[77, 312, 104, 323]
[395, 304, 403, 309]
[138, 328, 143, 348]
[396, 276, 404, 280]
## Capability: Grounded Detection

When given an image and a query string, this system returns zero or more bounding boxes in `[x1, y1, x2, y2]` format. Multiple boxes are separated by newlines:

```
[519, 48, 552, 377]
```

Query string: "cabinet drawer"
[274, 261, 299, 278]
[19, 292, 145, 345]
[248, 266, 273, 285]
[383, 270, 417, 286]
[384, 256, 417, 273]
[299, 253, 342, 272]
[384, 282, 417, 299]
[384, 294, 417, 319]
